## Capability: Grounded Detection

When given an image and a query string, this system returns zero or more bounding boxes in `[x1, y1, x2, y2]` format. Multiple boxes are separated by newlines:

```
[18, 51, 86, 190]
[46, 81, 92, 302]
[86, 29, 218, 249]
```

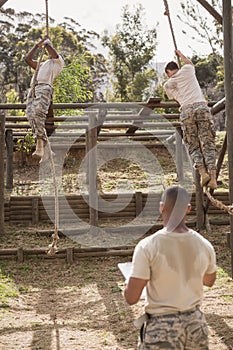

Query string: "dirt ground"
[1, 135, 232, 349]
[0, 224, 232, 350]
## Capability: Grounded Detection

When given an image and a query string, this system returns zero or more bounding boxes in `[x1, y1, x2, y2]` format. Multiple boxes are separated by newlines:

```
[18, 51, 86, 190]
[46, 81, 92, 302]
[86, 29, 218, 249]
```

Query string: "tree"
[178, 0, 223, 61]
[53, 53, 93, 115]
[192, 53, 224, 98]
[102, 4, 158, 102]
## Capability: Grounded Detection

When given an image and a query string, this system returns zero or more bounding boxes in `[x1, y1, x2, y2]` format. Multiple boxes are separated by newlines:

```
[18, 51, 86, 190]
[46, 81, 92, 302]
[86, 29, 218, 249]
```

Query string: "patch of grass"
[0, 269, 18, 305]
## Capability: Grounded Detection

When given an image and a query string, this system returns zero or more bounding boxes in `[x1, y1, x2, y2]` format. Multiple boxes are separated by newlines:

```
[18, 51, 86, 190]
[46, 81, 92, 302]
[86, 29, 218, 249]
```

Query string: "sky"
[5, 0, 216, 63]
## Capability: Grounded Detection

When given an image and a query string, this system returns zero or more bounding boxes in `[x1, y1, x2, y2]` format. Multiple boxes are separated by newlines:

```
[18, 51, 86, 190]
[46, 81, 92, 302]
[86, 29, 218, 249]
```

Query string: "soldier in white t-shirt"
[25, 37, 64, 162]
[124, 186, 216, 349]
[163, 50, 217, 189]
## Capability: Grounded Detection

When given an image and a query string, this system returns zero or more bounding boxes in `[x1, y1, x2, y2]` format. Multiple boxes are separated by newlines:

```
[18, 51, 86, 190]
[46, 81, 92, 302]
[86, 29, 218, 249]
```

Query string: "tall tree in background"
[102, 4, 158, 102]
[178, 0, 223, 61]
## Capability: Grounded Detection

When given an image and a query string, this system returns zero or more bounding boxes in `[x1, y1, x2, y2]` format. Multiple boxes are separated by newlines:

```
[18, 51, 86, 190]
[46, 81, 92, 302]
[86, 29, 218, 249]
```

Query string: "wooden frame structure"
[0, 0, 233, 275]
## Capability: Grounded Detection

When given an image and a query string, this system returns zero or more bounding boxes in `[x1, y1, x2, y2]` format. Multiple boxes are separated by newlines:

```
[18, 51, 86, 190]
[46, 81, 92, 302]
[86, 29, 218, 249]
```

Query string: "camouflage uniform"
[138, 307, 209, 350]
[26, 84, 53, 141]
[180, 102, 216, 170]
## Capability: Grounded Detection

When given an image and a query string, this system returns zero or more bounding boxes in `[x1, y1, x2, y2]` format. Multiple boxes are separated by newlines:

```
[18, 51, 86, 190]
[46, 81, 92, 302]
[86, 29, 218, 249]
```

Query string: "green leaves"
[102, 4, 158, 102]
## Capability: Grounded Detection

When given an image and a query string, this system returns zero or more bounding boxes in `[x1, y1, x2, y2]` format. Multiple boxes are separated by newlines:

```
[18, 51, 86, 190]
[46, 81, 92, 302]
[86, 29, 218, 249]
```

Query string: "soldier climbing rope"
[162, 0, 233, 218]
[27, 0, 60, 255]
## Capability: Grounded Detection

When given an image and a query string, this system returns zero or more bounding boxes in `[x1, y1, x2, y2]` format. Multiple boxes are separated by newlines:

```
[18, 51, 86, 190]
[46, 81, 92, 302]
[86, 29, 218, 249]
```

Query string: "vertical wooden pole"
[195, 170, 205, 231]
[5, 129, 13, 189]
[135, 191, 143, 216]
[175, 127, 184, 182]
[223, 0, 233, 277]
[0, 109, 5, 235]
[88, 114, 98, 226]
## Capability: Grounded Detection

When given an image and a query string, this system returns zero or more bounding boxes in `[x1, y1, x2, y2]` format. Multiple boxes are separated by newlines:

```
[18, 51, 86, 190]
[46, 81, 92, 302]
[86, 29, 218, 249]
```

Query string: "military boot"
[198, 166, 210, 187]
[207, 169, 217, 189]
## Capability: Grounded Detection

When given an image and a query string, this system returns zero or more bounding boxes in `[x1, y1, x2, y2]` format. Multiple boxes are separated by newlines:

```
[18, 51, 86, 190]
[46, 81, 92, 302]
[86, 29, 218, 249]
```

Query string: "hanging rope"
[26, 0, 59, 255]
[204, 187, 233, 215]
[163, 0, 181, 68]
[42, 0, 60, 255]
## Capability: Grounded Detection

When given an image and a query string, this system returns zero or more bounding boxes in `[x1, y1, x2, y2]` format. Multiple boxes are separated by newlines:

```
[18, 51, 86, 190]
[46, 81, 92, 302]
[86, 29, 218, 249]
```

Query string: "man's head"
[165, 61, 179, 77]
[160, 186, 191, 230]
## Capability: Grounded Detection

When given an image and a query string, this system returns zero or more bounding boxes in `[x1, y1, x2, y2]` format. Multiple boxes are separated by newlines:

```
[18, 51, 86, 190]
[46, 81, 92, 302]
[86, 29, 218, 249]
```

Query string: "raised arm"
[175, 50, 193, 65]
[25, 38, 45, 70]
[25, 37, 59, 70]
[43, 38, 59, 59]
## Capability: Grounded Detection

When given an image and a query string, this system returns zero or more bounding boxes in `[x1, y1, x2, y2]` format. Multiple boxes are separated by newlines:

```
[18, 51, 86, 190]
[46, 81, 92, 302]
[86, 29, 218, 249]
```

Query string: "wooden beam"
[223, 0, 233, 277]
[0, 110, 5, 235]
[196, 0, 222, 24]
[0, 0, 8, 8]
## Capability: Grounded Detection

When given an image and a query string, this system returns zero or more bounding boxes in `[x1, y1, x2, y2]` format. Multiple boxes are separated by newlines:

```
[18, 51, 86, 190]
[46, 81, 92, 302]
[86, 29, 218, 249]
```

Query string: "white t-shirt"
[163, 64, 206, 108]
[130, 227, 216, 315]
[33, 55, 64, 86]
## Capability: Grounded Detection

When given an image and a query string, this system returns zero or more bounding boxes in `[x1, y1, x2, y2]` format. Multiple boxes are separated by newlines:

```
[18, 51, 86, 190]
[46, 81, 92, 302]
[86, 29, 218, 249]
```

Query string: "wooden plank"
[0, 108, 5, 235]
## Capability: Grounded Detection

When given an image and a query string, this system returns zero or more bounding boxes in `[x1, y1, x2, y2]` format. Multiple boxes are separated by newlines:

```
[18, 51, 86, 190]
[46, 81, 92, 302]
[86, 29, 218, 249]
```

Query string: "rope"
[204, 187, 233, 215]
[28, 0, 60, 255]
[46, 135, 60, 255]
[163, 0, 181, 68]
[45, 0, 49, 36]
[43, 0, 60, 255]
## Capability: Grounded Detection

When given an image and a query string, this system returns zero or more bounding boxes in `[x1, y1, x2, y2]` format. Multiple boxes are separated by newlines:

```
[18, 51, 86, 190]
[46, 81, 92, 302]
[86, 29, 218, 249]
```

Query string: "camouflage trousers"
[26, 84, 53, 141]
[138, 307, 209, 350]
[180, 102, 216, 170]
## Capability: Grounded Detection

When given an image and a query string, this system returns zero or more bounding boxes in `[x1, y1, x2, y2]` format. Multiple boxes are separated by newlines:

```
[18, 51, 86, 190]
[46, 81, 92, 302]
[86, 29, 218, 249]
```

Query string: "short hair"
[165, 61, 179, 73]
[161, 186, 191, 230]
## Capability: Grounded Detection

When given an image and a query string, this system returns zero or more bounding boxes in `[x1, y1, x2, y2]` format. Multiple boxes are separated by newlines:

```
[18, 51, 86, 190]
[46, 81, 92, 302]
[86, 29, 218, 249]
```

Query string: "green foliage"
[192, 53, 224, 98]
[178, 0, 223, 58]
[102, 4, 158, 102]
[6, 89, 24, 116]
[53, 54, 93, 105]
[16, 133, 35, 155]
[0, 268, 18, 305]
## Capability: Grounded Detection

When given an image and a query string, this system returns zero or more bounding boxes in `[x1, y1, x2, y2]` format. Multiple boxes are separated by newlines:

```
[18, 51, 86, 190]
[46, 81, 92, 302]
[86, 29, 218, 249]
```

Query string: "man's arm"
[43, 39, 59, 59]
[25, 38, 45, 70]
[203, 271, 216, 287]
[124, 277, 148, 305]
[175, 50, 193, 66]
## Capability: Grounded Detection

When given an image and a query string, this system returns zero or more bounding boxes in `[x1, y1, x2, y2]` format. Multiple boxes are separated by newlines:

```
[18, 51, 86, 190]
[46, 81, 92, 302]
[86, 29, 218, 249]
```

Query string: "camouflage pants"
[26, 84, 53, 141]
[180, 102, 216, 170]
[138, 308, 209, 350]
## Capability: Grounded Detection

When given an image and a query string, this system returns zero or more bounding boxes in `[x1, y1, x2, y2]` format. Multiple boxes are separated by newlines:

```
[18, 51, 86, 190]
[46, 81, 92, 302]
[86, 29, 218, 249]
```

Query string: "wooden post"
[5, 129, 13, 189]
[31, 198, 39, 224]
[85, 129, 89, 185]
[175, 126, 184, 182]
[135, 191, 143, 216]
[0, 109, 5, 235]
[66, 247, 74, 264]
[195, 170, 205, 231]
[223, 0, 233, 277]
[17, 247, 24, 262]
[88, 114, 98, 226]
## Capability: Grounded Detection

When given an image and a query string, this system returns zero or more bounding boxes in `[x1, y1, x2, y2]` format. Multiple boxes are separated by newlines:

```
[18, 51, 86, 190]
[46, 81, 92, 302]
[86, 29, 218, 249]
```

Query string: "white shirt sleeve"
[130, 242, 151, 280]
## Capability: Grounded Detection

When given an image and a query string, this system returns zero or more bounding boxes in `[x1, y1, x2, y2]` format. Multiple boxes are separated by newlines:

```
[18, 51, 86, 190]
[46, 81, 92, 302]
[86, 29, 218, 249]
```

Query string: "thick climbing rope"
[43, 0, 60, 255]
[204, 187, 233, 215]
[28, 0, 59, 254]
[163, 0, 181, 67]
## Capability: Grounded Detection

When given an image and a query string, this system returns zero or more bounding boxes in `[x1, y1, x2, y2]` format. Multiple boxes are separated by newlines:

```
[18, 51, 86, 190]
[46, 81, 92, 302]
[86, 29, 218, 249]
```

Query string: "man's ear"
[186, 204, 191, 214]
[159, 202, 164, 214]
